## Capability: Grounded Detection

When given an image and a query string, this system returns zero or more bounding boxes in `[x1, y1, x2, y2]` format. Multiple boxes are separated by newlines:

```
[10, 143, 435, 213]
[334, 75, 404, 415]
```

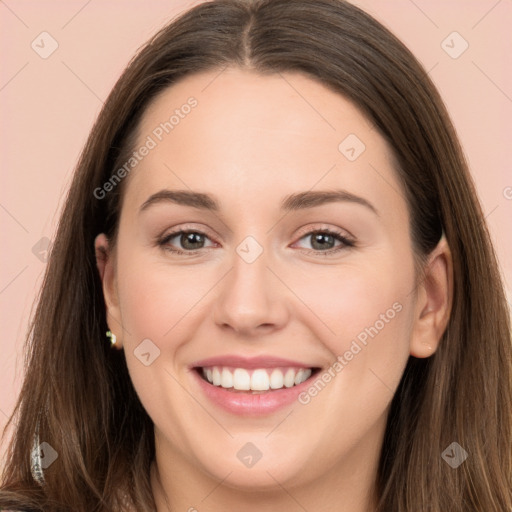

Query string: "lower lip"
[191, 369, 315, 416]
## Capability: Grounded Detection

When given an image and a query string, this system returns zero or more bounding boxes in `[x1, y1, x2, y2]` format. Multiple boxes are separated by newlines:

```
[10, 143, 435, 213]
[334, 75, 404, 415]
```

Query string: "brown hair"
[1, 0, 511, 510]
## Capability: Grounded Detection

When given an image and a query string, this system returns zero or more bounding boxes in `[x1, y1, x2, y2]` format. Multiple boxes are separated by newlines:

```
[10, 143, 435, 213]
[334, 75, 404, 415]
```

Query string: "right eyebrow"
[139, 190, 220, 214]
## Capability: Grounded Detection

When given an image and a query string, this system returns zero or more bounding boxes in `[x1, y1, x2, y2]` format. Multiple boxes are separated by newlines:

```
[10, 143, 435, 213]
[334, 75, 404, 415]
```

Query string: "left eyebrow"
[281, 189, 379, 216]
[139, 188, 379, 216]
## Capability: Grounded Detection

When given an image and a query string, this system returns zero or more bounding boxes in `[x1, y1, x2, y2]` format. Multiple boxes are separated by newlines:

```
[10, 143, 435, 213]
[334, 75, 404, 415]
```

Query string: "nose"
[213, 249, 290, 337]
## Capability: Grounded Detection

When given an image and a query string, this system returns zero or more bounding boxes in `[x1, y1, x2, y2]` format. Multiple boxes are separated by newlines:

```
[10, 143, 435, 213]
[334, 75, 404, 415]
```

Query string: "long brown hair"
[1, 1, 510, 510]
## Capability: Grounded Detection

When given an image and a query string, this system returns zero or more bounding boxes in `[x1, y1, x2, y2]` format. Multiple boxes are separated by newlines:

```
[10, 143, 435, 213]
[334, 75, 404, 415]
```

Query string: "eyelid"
[157, 225, 218, 250]
[157, 222, 356, 255]
[290, 226, 355, 255]
[159, 223, 218, 241]
[293, 223, 355, 242]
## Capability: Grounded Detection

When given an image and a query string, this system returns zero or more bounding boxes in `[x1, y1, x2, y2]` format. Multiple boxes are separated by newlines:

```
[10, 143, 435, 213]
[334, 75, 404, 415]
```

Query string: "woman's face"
[96, 68, 445, 497]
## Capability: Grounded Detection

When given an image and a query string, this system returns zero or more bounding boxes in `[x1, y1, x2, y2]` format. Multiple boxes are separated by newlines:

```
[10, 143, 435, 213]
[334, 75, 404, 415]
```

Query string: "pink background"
[1, 0, 511, 463]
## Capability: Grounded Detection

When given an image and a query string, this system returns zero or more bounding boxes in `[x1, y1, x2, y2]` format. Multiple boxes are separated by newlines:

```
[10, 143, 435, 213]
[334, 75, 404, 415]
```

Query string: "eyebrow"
[139, 189, 378, 215]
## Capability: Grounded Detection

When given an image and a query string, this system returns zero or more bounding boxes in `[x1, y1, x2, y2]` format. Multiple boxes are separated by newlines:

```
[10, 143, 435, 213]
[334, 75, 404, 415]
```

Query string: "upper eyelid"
[294, 224, 354, 240]
[160, 224, 354, 248]
[161, 224, 351, 238]
[161, 225, 218, 243]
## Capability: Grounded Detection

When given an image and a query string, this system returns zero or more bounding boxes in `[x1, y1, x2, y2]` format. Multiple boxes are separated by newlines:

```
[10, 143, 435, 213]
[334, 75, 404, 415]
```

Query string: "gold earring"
[106, 330, 117, 347]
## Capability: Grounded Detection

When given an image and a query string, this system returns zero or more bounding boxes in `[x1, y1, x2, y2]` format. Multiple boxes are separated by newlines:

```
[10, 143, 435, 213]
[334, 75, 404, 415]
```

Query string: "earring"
[30, 419, 45, 486]
[106, 330, 117, 347]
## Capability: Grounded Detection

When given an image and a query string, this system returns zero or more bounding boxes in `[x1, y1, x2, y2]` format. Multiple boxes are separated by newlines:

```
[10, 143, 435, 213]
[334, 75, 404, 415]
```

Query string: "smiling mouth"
[194, 366, 321, 394]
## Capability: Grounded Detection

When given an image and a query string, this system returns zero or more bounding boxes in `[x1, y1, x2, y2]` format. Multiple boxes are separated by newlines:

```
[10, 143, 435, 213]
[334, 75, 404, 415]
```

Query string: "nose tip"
[213, 256, 289, 337]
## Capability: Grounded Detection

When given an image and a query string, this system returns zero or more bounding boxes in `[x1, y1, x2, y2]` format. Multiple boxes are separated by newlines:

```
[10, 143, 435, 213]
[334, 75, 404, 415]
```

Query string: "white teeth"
[284, 369, 296, 388]
[233, 368, 251, 390]
[221, 367, 233, 388]
[212, 367, 222, 386]
[251, 369, 270, 391]
[269, 369, 284, 389]
[202, 366, 313, 391]
[293, 369, 312, 385]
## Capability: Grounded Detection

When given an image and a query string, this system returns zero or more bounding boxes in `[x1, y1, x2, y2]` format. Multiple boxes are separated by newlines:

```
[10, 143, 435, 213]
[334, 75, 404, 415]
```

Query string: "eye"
[158, 230, 216, 254]
[157, 226, 355, 256]
[293, 228, 355, 254]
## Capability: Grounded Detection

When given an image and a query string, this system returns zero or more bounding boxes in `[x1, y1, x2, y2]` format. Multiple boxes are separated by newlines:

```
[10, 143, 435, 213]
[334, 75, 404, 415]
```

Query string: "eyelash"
[156, 226, 355, 257]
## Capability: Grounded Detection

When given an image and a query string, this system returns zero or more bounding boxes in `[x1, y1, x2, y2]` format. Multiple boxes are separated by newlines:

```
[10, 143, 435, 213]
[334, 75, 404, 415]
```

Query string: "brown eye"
[179, 232, 206, 250]
[309, 232, 338, 251]
[295, 229, 355, 254]
[159, 230, 215, 253]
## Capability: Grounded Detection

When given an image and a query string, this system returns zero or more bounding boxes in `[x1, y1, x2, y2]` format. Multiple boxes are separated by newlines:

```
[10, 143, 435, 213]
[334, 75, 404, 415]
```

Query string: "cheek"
[114, 255, 211, 445]
[294, 256, 414, 352]
[116, 254, 210, 340]
[288, 268, 415, 470]
[290, 251, 416, 412]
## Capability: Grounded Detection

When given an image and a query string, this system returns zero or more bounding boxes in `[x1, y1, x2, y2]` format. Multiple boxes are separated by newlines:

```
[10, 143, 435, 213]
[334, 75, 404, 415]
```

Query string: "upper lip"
[190, 355, 319, 370]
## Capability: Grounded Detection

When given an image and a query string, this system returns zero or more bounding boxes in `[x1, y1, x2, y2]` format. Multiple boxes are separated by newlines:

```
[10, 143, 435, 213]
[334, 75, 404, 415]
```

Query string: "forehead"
[123, 67, 407, 224]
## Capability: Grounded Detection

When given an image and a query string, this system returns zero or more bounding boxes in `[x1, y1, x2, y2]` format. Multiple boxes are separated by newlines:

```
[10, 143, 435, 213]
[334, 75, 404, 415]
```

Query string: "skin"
[95, 68, 452, 512]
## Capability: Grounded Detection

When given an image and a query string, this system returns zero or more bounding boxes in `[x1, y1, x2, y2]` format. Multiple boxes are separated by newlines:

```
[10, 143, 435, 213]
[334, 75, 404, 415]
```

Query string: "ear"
[95, 233, 123, 349]
[410, 235, 453, 358]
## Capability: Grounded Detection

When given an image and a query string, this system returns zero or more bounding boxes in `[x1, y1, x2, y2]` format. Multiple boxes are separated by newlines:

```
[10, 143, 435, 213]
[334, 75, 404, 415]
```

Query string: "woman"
[1, 0, 510, 510]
